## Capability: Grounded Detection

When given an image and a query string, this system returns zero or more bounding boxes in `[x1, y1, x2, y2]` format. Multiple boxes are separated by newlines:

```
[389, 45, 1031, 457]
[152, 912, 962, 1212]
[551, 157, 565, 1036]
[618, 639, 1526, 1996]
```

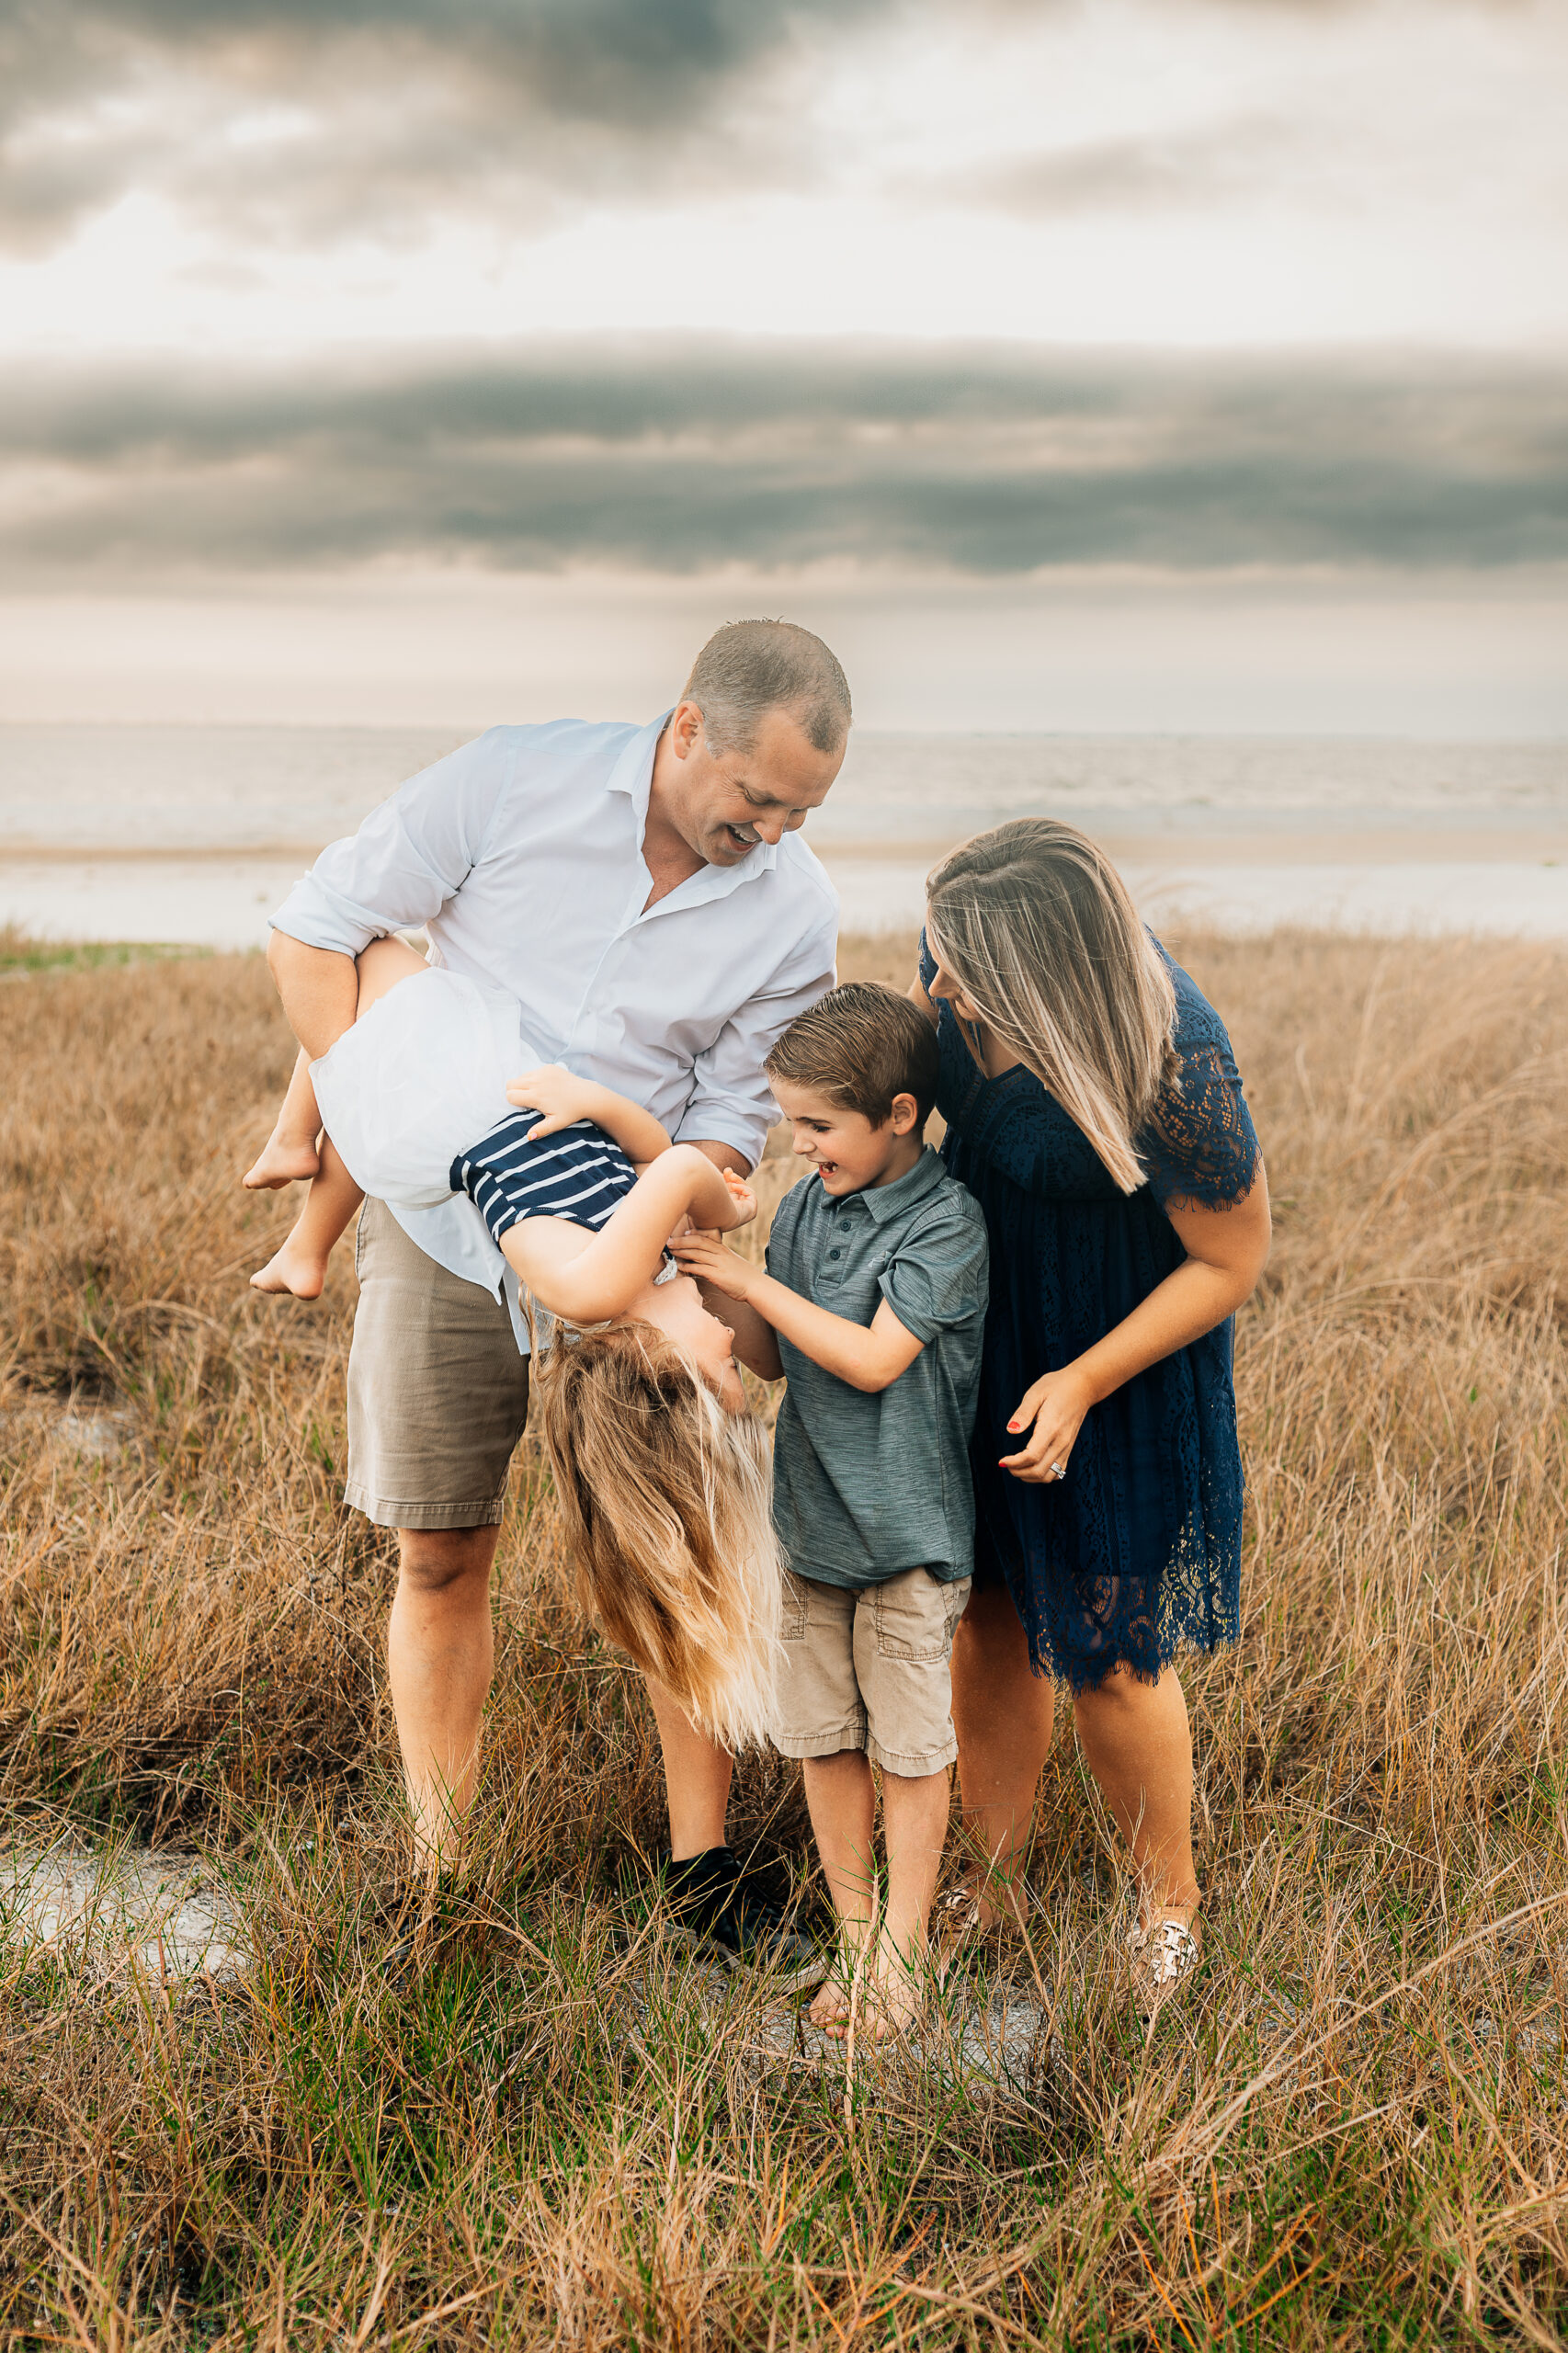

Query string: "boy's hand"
[672, 1229, 756, 1302]
[506, 1065, 594, 1140]
[720, 1166, 757, 1226]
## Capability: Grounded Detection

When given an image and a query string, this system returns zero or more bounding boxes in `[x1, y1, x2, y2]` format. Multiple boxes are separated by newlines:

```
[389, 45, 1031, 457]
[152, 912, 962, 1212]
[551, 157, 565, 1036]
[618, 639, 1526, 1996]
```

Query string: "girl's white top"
[311, 966, 532, 1212]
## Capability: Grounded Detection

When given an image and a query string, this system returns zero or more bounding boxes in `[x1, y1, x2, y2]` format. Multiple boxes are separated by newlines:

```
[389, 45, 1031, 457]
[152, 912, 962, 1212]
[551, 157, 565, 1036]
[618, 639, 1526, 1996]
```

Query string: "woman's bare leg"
[1073, 1665, 1199, 1935]
[250, 935, 428, 1296]
[244, 1046, 324, 1188]
[949, 1583, 1053, 1927]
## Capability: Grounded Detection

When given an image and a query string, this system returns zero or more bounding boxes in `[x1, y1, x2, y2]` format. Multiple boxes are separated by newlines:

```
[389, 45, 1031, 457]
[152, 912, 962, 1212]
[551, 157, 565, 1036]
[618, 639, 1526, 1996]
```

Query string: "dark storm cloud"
[4, 341, 1563, 578]
[0, 0, 1446, 250]
[0, 0, 899, 249]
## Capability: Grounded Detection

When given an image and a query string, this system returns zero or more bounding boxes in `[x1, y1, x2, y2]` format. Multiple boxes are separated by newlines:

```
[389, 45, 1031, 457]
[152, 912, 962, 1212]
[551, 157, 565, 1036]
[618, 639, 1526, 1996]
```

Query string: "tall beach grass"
[2, 926, 1566, 2347]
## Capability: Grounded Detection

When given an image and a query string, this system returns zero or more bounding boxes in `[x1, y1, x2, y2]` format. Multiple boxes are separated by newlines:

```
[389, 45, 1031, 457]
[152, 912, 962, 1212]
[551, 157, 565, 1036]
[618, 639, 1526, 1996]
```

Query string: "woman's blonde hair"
[926, 819, 1177, 1195]
[535, 1321, 781, 1752]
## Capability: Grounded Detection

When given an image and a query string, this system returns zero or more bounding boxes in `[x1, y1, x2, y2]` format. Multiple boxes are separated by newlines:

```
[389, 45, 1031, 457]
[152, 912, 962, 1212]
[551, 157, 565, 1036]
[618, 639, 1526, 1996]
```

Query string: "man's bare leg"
[642, 1675, 733, 1859]
[388, 1525, 498, 1877]
[244, 1046, 324, 1188]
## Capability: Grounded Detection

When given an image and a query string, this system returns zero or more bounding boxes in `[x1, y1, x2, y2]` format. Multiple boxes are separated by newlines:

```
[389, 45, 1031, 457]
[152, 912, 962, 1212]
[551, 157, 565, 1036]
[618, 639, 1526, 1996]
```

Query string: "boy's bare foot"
[250, 1233, 331, 1299]
[817, 1927, 928, 2044]
[808, 1968, 853, 2034]
[243, 1134, 321, 1189]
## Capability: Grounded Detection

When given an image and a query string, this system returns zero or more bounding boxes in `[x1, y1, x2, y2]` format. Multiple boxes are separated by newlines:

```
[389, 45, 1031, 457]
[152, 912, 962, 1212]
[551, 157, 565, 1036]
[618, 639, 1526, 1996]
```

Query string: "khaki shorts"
[773, 1565, 972, 1778]
[345, 1197, 530, 1530]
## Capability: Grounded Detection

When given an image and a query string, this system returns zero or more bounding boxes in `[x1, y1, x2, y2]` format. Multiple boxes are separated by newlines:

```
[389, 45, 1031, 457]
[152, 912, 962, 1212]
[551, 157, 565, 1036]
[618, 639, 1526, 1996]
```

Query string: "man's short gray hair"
[682, 620, 852, 758]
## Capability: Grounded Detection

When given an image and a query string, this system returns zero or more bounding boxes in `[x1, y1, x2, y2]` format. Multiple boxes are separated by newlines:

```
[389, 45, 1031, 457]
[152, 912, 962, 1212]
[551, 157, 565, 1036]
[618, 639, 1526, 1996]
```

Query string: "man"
[260, 620, 847, 1979]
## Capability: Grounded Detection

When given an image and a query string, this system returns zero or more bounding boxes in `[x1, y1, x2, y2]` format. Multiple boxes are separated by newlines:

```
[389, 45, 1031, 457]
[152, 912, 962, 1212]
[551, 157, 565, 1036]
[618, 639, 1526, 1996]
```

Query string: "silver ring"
[1049, 1461, 1064, 1480]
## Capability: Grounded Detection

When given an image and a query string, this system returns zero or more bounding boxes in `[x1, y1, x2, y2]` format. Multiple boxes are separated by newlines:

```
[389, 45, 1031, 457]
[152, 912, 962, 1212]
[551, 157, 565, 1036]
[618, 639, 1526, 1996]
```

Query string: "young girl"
[244, 936, 782, 1751]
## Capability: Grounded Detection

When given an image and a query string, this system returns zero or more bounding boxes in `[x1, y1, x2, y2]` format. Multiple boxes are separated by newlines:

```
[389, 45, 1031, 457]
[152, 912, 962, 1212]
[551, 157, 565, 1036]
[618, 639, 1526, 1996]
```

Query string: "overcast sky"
[2, 0, 1564, 731]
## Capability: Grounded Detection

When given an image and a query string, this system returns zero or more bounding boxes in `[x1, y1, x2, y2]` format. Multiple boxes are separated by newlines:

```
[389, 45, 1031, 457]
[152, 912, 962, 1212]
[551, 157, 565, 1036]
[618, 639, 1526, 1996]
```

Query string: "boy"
[674, 982, 989, 2039]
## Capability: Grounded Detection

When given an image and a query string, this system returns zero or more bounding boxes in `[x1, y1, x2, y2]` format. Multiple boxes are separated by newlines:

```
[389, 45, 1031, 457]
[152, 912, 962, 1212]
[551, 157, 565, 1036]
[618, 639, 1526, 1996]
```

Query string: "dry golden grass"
[3, 924, 1568, 2347]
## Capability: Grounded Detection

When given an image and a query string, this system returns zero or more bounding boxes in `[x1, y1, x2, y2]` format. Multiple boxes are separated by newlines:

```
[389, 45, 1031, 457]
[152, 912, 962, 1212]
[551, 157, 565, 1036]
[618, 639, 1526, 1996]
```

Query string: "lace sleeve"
[1142, 1041, 1261, 1212]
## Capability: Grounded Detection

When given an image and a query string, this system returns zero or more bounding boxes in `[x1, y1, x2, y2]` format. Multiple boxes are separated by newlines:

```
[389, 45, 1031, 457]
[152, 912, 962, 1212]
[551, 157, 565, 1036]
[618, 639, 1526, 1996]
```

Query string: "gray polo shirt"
[767, 1146, 990, 1588]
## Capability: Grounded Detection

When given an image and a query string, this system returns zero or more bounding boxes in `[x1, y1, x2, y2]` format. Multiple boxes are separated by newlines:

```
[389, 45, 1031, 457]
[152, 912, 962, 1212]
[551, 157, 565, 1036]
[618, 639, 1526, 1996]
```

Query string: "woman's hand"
[506, 1065, 595, 1140]
[671, 1229, 756, 1302]
[999, 1364, 1096, 1483]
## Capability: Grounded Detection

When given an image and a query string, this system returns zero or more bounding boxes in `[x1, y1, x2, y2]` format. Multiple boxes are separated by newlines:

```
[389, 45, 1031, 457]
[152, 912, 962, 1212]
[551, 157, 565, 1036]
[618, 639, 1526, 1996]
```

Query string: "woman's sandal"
[934, 1879, 1031, 1980]
[1126, 1916, 1202, 2012]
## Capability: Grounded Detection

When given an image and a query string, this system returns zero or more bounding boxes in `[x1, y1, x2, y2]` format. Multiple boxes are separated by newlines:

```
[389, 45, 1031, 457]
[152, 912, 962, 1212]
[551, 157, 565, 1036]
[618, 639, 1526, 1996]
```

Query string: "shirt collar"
[842, 1144, 948, 1223]
[608, 709, 778, 909]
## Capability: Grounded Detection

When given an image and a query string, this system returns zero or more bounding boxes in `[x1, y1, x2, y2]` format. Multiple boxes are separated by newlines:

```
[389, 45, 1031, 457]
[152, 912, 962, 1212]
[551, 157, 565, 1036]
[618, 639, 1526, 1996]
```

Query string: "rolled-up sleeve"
[269, 729, 514, 958]
[880, 1210, 990, 1345]
[674, 904, 837, 1165]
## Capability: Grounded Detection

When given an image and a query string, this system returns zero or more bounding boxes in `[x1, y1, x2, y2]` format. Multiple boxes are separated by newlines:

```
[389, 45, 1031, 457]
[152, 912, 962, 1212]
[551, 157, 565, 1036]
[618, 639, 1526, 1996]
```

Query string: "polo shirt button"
[827, 1248, 841, 1259]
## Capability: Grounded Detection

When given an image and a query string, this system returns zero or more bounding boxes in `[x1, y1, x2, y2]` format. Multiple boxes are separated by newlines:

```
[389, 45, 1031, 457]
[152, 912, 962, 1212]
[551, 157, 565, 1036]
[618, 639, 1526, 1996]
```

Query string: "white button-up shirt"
[268, 711, 839, 1347]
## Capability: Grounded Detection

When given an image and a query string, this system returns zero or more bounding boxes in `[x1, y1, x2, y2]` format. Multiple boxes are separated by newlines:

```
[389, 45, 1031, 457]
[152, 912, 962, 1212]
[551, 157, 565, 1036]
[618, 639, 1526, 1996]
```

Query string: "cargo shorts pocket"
[780, 1568, 810, 1642]
[869, 1568, 963, 1663]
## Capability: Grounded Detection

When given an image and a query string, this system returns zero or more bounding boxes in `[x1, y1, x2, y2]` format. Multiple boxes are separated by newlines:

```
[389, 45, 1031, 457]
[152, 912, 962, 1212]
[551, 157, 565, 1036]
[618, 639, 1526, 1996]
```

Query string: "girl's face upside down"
[632, 1270, 746, 1414]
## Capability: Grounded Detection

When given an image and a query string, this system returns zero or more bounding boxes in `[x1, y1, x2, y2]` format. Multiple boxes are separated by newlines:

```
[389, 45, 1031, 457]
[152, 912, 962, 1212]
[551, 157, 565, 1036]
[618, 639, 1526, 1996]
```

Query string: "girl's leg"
[244, 935, 427, 1191]
[1071, 1665, 1199, 1934]
[251, 1135, 363, 1298]
[244, 1046, 324, 1188]
[949, 1582, 1054, 1928]
[250, 937, 427, 1296]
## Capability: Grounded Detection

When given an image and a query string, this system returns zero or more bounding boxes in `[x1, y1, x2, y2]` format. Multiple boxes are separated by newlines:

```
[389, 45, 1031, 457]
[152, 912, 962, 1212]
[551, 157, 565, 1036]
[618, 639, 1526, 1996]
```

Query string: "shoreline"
[4, 824, 1568, 948]
[4, 820, 1566, 869]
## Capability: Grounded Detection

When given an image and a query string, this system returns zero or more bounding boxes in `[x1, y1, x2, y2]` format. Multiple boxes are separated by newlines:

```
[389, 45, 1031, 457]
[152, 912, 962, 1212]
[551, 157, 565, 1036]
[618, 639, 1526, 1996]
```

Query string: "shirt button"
[827, 1248, 841, 1260]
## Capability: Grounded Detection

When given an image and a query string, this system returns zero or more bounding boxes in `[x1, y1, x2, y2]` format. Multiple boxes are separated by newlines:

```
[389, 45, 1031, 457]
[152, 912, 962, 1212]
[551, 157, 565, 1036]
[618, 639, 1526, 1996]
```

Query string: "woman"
[912, 819, 1269, 2001]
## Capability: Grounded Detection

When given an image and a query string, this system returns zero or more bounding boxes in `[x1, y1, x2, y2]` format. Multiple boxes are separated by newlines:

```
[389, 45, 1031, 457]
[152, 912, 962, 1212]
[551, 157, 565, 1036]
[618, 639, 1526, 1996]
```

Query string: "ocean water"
[1, 723, 1564, 943]
[0, 723, 1564, 852]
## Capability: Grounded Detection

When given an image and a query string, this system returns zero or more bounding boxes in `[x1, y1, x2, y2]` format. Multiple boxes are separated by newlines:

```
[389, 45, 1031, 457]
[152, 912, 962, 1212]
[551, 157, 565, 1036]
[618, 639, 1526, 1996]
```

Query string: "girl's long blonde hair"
[926, 819, 1177, 1195]
[536, 1321, 782, 1752]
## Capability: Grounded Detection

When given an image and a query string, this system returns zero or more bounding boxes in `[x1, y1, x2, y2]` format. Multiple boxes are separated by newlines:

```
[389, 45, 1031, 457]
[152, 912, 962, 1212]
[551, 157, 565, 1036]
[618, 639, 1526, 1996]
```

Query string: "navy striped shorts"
[450, 1111, 639, 1246]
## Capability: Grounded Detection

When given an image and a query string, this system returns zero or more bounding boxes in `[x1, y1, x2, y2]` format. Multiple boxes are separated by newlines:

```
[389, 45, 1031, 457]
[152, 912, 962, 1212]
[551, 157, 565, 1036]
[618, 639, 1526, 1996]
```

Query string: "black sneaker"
[662, 1846, 825, 1995]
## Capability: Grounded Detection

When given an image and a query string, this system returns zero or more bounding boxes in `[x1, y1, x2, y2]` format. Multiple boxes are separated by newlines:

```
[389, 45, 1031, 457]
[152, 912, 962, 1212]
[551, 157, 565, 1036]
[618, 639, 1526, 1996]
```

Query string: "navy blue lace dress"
[918, 932, 1260, 1688]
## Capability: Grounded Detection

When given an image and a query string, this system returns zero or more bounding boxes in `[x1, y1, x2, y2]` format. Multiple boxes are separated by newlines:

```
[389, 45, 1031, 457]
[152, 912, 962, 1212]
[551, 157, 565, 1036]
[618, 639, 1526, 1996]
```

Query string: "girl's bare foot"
[244, 1133, 321, 1189]
[251, 1231, 331, 1299]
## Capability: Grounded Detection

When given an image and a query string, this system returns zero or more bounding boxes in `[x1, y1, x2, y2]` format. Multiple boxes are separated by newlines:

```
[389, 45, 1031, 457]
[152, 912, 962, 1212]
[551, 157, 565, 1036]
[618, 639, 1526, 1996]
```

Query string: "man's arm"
[686, 1138, 753, 1179]
[674, 906, 837, 1173]
[267, 933, 360, 1060]
[672, 1233, 925, 1395]
[265, 730, 510, 1050]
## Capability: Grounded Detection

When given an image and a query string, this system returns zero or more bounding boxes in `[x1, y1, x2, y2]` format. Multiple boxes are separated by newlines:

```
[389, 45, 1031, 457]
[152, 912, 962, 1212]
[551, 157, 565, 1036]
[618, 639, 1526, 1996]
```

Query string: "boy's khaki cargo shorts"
[772, 1564, 972, 1778]
[344, 1197, 530, 1530]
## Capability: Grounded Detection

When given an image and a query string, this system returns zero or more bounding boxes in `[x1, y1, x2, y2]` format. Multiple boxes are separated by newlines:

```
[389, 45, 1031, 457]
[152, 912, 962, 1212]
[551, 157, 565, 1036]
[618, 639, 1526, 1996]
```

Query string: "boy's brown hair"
[765, 980, 940, 1131]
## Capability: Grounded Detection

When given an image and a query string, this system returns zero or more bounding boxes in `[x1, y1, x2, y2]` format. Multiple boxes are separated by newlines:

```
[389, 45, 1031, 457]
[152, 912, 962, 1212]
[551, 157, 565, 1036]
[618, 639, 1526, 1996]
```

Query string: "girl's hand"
[720, 1166, 757, 1226]
[999, 1365, 1095, 1484]
[671, 1230, 756, 1302]
[506, 1065, 594, 1140]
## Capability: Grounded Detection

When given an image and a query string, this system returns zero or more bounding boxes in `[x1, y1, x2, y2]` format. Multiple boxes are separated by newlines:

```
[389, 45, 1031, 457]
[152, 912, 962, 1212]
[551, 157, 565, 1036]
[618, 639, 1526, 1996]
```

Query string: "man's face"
[661, 699, 843, 867]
